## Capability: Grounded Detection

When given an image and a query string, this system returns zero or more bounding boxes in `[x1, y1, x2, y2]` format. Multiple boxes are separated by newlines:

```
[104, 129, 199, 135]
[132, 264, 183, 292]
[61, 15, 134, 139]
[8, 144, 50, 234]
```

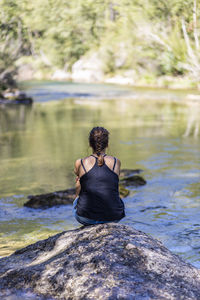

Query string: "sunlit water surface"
[0, 81, 200, 268]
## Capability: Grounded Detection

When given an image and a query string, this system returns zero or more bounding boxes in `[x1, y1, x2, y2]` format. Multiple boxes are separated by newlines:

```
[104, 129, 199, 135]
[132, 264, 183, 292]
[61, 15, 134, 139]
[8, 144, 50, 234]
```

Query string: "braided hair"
[89, 127, 109, 166]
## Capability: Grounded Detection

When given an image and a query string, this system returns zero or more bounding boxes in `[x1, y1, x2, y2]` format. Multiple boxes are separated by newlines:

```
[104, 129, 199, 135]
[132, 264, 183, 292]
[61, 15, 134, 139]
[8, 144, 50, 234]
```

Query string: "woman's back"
[76, 155, 125, 221]
[78, 155, 121, 178]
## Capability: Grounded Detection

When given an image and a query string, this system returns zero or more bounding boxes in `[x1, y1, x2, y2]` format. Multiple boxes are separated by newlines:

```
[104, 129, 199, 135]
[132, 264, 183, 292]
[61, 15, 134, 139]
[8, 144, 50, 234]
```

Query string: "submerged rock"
[24, 169, 145, 209]
[0, 223, 200, 300]
[119, 184, 130, 198]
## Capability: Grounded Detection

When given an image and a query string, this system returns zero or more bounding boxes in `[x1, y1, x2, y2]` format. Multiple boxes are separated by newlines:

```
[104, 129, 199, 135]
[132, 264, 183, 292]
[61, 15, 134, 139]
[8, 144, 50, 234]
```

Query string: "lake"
[0, 81, 200, 268]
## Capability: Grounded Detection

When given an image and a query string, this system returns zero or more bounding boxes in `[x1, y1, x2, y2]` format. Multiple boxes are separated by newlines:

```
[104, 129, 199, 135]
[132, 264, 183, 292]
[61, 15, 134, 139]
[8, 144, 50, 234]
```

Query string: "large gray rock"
[0, 223, 200, 299]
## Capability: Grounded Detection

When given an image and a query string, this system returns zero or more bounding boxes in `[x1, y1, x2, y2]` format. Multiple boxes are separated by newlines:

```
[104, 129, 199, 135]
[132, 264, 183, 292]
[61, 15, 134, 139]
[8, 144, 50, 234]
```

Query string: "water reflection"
[0, 87, 200, 268]
[183, 101, 200, 138]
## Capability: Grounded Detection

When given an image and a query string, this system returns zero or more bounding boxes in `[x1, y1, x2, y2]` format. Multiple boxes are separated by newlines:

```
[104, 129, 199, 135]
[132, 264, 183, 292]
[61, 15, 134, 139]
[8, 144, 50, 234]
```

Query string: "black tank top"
[76, 155, 125, 221]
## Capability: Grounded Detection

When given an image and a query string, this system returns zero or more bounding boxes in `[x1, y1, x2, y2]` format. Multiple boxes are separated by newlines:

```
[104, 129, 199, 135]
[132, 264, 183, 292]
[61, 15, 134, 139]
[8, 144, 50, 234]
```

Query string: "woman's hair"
[89, 127, 109, 166]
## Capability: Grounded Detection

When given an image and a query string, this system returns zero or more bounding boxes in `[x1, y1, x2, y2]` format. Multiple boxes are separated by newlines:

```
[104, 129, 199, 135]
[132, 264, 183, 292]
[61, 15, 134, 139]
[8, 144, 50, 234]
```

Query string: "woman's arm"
[74, 159, 81, 197]
[75, 178, 81, 198]
[115, 158, 121, 176]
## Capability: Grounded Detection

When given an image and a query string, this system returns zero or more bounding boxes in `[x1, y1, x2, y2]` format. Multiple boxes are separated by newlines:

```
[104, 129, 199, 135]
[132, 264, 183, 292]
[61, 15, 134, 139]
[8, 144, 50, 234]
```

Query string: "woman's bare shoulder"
[74, 158, 81, 165]
[105, 155, 121, 163]
[82, 155, 93, 161]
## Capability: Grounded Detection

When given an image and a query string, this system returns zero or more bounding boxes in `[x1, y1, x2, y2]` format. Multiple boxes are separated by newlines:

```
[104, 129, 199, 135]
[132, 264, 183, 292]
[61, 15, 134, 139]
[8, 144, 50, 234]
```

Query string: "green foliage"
[0, 0, 200, 84]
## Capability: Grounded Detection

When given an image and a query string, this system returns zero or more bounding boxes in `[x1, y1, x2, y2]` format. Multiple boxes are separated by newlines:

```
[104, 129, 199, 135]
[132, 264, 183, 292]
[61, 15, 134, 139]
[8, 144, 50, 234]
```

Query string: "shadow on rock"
[0, 223, 199, 300]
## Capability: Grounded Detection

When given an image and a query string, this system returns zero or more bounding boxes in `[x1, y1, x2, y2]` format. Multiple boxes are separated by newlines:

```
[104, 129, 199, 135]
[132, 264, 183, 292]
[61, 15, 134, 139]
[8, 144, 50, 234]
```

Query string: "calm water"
[0, 81, 200, 268]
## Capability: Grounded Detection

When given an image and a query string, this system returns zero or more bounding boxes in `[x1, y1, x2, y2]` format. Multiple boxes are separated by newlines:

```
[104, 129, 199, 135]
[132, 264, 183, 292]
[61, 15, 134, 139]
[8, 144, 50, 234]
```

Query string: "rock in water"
[119, 168, 143, 178]
[24, 188, 76, 208]
[120, 175, 146, 187]
[0, 223, 200, 299]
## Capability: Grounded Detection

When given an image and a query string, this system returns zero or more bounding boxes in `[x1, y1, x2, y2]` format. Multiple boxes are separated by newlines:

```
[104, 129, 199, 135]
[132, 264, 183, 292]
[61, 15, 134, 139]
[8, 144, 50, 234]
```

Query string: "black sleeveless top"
[76, 155, 125, 221]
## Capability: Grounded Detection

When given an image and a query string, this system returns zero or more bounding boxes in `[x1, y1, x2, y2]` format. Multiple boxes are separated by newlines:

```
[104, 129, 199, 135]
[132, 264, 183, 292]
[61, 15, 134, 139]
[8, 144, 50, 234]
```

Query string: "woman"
[73, 126, 125, 226]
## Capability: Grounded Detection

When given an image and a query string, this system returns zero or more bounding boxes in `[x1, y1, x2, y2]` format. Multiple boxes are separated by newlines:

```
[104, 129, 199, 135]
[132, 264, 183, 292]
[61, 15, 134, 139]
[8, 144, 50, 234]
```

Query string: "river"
[0, 81, 200, 268]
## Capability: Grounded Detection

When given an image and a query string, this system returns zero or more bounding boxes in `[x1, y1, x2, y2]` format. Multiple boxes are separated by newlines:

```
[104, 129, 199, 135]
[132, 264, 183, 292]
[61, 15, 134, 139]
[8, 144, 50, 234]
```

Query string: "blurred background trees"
[0, 0, 200, 88]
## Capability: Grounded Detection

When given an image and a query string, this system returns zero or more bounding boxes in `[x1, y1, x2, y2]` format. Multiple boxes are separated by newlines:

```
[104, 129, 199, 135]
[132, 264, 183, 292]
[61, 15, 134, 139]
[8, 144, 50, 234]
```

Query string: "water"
[0, 81, 200, 268]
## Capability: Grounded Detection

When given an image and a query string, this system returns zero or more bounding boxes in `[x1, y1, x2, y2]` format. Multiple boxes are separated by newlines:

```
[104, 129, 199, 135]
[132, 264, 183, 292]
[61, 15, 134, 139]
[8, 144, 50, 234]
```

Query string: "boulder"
[71, 53, 104, 83]
[0, 223, 200, 299]
[24, 169, 146, 209]
[24, 188, 76, 209]
[51, 70, 71, 81]
[119, 168, 143, 178]
[16, 63, 35, 81]
[105, 75, 135, 85]
[120, 175, 146, 187]
[0, 89, 33, 105]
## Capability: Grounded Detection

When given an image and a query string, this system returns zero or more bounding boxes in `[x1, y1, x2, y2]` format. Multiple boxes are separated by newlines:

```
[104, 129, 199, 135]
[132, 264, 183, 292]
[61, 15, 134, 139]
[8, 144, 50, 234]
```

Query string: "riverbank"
[15, 55, 200, 91]
[0, 223, 200, 300]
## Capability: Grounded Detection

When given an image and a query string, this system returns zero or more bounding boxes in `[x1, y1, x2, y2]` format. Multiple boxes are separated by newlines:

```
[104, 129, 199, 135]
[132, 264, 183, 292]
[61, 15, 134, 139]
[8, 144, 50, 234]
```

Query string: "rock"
[0, 223, 200, 299]
[0, 89, 33, 105]
[24, 188, 76, 209]
[71, 53, 104, 83]
[16, 63, 35, 81]
[24, 169, 145, 209]
[120, 168, 143, 178]
[51, 70, 71, 81]
[105, 75, 135, 85]
[120, 175, 147, 187]
[119, 184, 130, 198]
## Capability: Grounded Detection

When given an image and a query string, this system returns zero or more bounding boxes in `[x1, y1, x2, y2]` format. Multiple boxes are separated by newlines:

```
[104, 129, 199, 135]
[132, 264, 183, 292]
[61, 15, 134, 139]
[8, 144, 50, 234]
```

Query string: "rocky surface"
[25, 188, 76, 209]
[0, 89, 33, 105]
[120, 175, 146, 187]
[0, 223, 200, 300]
[24, 169, 145, 208]
[0, 70, 33, 105]
[71, 53, 104, 83]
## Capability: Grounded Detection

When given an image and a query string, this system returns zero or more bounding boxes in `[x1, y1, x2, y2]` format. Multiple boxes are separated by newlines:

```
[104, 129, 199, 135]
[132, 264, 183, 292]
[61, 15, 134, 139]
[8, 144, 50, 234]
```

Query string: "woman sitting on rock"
[73, 126, 125, 226]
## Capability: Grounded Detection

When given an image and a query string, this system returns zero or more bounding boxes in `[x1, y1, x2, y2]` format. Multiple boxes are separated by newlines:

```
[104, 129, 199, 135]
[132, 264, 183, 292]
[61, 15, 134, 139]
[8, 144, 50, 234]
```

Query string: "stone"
[119, 184, 130, 198]
[120, 168, 143, 178]
[24, 169, 145, 209]
[24, 188, 76, 209]
[0, 223, 200, 299]
[51, 70, 71, 81]
[71, 53, 104, 83]
[120, 175, 146, 187]
[16, 63, 35, 81]
[0, 89, 33, 105]
[105, 75, 135, 85]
